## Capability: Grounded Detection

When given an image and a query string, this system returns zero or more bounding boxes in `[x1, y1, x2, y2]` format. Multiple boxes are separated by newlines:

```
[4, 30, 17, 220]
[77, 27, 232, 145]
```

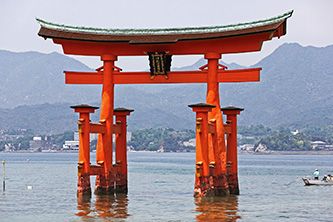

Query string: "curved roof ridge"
[36, 10, 293, 36]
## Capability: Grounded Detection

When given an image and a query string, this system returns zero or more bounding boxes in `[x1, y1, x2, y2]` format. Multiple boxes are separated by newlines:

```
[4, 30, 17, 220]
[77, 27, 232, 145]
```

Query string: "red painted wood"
[64, 68, 261, 84]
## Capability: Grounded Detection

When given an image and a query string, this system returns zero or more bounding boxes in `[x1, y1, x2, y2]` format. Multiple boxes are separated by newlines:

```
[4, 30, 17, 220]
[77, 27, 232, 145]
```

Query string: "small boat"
[302, 176, 333, 186]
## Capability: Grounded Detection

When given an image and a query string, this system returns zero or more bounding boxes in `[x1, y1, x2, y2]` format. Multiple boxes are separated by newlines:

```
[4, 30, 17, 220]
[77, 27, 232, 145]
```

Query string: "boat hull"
[302, 178, 333, 186]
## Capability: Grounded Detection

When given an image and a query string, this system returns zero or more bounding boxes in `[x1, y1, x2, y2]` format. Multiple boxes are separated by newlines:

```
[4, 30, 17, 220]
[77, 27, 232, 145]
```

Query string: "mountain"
[0, 43, 332, 133]
[240, 43, 333, 127]
[0, 103, 75, 134]
[0, 50, 100, 107]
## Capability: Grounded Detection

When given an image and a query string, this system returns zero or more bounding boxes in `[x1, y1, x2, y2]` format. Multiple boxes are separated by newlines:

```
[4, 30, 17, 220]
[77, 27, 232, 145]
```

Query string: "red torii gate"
[37, 11, 292, 197]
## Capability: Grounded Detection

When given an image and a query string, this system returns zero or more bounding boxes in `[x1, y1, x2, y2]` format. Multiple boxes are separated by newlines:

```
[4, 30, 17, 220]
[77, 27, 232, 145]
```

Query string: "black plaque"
[148, 52, 172, 77]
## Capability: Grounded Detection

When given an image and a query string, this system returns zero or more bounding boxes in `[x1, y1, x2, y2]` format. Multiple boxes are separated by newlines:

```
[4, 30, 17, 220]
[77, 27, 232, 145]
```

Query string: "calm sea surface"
[0, 152, 332, 222]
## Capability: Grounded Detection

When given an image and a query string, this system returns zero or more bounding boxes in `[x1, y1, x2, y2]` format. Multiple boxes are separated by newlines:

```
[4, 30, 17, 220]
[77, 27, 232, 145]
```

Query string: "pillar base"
[115, 173, 128, 193]
[215, 174, 230, 196]
[115, 184, 128, 194]
[194, 176, 207, 197]
[194, 175, 230, 197]
[77, 174, 92, 195]
[194, 187, 230, 198]
[228, 174, 240, 195]
[194, 187, 230, 197]
[214, 188, 230, 196]
[194, 176, 214, 198]
[95, 174, 115, 195]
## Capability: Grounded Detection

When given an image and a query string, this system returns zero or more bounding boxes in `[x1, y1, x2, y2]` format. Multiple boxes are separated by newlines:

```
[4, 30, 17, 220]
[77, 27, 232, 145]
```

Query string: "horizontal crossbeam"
[224, 124, 232, 134]
[90, 164, 103, 175]
[113, 123, 122, 134]
[90, 123, 106, 134]
[65, 68, 261, 85]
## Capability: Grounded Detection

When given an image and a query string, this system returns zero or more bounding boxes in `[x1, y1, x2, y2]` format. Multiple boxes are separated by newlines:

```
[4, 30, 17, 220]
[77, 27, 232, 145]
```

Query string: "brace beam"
[65, 68, 261, 84]
[90, 123, 106, 134]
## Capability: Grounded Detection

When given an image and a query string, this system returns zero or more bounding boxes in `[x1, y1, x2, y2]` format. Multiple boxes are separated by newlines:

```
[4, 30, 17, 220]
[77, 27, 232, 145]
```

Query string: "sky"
[1, 0, 332, 70]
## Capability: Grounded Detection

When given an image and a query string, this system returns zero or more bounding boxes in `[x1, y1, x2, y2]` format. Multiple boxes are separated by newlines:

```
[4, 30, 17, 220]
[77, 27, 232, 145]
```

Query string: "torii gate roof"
[37, 11, 292, 56]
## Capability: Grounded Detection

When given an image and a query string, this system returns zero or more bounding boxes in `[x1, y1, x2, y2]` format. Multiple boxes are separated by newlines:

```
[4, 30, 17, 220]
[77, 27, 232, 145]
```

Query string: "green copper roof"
[36, 11, 293, 36]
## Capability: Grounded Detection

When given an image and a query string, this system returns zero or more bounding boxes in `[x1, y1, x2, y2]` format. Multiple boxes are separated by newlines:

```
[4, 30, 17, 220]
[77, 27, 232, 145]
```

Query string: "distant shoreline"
[2, 150, 333, 155]
[240, 150, 333, 155]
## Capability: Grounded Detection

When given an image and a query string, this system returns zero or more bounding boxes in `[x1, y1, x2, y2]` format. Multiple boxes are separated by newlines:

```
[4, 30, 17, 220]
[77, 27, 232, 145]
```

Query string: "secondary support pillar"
[71, 104, 99, 196]
[205, 53, 229, 195]
[114, 108, 134, 193]
[221, 106, 244, 195]
[189, 103, 215, 197]
[95, 54, 117, 194]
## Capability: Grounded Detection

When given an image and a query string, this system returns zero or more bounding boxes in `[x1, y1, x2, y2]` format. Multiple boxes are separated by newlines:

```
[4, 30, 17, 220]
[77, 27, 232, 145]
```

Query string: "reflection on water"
[76, 194, 129, 221]
[195, 196, 240, 222]
[76, 195, 92, 219]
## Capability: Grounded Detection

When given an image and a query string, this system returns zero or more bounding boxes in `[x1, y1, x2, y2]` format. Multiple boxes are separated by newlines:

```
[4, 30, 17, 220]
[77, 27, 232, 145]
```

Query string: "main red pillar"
[114, 108, 134, 193]
[221, 106, 243, 195]
[95, 55, 117, 194]
[71, 104, 99, 196]
[205, 53, 229, 195]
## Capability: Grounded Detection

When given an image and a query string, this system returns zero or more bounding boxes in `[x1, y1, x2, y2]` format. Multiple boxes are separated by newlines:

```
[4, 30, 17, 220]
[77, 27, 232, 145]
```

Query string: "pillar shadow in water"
[195, 195, 240, 222]
[76, 194, 129, 220]
[76, 194, 92, 220]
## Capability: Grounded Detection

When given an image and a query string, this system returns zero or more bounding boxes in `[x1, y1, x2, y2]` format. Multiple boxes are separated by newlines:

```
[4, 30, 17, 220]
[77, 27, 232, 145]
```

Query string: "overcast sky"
[1, 0, 332, 70]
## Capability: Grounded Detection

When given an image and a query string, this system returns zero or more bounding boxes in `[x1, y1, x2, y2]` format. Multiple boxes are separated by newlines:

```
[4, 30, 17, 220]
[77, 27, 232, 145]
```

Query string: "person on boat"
[313, 169, 319, 180]
[322, 174, 332, 182]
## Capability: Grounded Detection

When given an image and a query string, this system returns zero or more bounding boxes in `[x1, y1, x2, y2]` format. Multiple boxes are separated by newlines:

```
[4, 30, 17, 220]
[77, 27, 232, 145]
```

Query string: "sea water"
[0, 152, 332, 222]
